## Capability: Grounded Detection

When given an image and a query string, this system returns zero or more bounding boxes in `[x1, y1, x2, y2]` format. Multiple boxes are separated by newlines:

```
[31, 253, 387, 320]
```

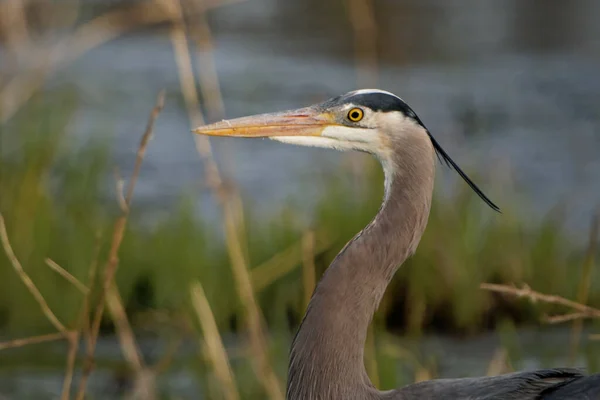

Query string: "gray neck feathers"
[286, 131, 436, 400]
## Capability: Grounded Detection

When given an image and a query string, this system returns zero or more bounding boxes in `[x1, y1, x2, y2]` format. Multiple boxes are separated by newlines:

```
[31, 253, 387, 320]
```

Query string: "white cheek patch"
[321, 125, 377, 144]
[270, 125, 382, 154]
[270, 136, 346, 150]
[321, 125, 382, 153]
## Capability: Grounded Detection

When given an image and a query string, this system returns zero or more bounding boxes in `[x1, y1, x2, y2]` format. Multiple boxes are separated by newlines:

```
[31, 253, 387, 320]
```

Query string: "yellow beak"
[193, 108, 337, 137]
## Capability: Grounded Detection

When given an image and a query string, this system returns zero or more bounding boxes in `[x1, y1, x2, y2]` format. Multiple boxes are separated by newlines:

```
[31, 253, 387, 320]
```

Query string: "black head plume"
[427, 133, 500, 212]
[321, 89, 501, 212]
[386, 93, 500, 213]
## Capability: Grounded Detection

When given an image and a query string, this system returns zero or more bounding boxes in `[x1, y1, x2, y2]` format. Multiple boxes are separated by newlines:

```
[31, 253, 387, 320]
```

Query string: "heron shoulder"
[385, 369, 588, 400]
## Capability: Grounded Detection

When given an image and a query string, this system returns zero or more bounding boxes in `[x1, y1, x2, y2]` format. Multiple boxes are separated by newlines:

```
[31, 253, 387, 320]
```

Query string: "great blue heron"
[194, 89, 600, 399]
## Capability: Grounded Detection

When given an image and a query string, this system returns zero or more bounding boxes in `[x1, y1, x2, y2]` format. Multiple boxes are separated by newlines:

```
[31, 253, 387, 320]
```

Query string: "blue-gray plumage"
[388, 369, 600, 399]
[193, 89, 600, 399]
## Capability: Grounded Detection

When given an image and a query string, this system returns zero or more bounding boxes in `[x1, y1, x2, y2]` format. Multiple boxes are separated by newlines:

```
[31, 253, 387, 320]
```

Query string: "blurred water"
[25, 0, 597, 234]
[0, 325, 597, 399]
[2, 1, 598, 231]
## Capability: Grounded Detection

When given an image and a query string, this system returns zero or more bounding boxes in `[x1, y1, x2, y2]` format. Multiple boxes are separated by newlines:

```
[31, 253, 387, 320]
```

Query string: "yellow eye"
[347, 107, 364, 122]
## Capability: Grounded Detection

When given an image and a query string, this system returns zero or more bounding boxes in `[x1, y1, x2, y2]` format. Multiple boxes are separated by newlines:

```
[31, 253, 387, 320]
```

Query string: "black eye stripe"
[321, 91, 421, 125]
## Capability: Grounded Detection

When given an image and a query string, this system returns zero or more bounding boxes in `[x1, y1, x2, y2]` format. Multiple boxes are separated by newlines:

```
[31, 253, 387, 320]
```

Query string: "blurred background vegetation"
[0, 0, 599, 399]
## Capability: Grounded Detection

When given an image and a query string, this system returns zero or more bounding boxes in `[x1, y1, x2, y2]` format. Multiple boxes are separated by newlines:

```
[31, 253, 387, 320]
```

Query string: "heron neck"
[286, 137, 435, 399]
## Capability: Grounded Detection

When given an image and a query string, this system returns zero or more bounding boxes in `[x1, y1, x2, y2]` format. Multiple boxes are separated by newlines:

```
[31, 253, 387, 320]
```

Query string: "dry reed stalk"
[0, 213, 68, 334]
[114, 168, 128, 212]
[301, 231, 316, 309]
[0, 213, 86, 398]
[61, 315, 84, 400]
[0, 331, 69, 351]
[222, 199, 285, 399]
[45, 258, 89, 295]
[568, 214, 599, 364]
[106, 285, 144, 370]
[186, 0, 225, 121]
[251, 230, 332, 292]
[160, 0, 284, 397]
[191, 281, 240, 400]
[0, 0, 159, 124]
[0, 0, 31, 65]
[345, 0, 378, 179]
[480, 283, 600, 319]
[157, 0, 220, 187]
[544, 312, 589, 324]
[75, 91, 165, 400]
[61, 232, 102, 400]
[0, 0, 240, 124]
[231, 191, 251, 263]
[346, 0, 378, 89]
[82, 232, 102, 352]
[157, 0, 232, 193]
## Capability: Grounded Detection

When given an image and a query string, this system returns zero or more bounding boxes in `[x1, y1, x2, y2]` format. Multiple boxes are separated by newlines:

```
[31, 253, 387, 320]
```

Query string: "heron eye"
[347, 108, 364, 122]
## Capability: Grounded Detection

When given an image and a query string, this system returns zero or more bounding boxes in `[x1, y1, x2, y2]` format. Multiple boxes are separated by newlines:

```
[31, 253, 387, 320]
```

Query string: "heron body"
[194, 89, 600, 399]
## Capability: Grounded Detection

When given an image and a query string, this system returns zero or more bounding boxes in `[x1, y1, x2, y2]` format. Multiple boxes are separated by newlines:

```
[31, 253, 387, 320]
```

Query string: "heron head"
[193, 89, 421, 156]
[193, 89, 499, 211]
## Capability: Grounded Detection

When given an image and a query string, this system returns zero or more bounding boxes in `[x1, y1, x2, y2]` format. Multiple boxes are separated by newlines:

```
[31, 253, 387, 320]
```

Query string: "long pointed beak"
[192, 107, 337, 137]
